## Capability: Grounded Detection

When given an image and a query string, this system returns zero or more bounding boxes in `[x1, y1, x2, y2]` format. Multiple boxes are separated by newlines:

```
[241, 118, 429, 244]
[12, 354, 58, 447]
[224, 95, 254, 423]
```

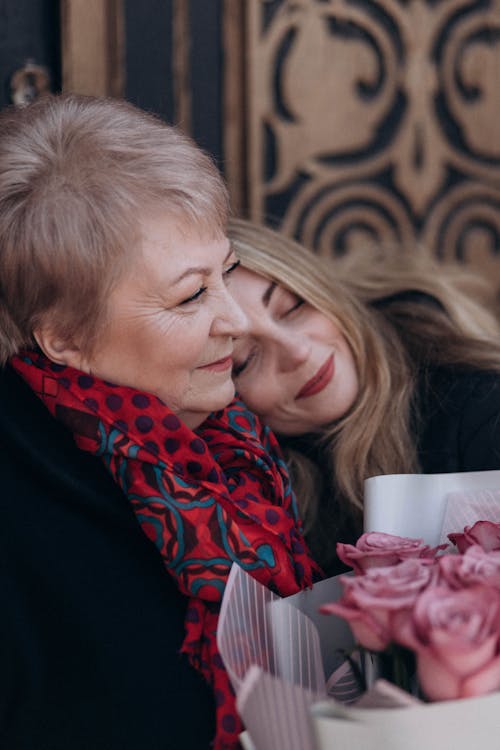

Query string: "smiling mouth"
[198, 355, 233, 372]
[295, 355, 335, 399]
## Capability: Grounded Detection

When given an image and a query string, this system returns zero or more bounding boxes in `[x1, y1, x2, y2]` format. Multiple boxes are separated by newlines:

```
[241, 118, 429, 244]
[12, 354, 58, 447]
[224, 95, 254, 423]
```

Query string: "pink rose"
[337, 531, 445, 575]
[448, 520, 500, 553]
[397, 585, 500, 701]
[439, 545, 500, 590]
[320, 558, 437, 652]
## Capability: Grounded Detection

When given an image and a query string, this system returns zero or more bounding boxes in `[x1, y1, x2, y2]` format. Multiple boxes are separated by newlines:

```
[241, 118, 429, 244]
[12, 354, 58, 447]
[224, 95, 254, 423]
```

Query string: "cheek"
[235, 384, 260, 413]
[235, 380, 270, 417]
[253, 389, 287, 426]
[144, 319, 209, 371]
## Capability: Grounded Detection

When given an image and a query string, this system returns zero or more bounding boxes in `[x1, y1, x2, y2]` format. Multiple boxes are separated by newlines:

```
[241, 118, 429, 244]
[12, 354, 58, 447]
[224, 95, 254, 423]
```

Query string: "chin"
[207, 380, 236, 413]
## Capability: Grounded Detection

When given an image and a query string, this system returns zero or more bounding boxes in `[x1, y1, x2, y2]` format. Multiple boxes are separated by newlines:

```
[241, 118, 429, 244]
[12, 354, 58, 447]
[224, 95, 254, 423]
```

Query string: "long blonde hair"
[229, 218, 500, 568]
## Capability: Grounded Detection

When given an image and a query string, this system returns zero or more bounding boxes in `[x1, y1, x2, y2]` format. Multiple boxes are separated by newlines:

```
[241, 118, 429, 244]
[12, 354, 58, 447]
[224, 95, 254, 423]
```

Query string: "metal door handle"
[10, 60, 51, 106]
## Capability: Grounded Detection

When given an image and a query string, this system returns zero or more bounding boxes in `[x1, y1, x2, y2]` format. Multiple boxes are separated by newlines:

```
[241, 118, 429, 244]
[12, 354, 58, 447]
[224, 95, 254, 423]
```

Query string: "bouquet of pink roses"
[321, 521, 500, 702]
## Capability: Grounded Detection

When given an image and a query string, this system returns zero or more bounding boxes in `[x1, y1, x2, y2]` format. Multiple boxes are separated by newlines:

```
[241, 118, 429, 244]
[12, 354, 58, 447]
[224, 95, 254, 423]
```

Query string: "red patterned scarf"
[12, 352, 322, 749]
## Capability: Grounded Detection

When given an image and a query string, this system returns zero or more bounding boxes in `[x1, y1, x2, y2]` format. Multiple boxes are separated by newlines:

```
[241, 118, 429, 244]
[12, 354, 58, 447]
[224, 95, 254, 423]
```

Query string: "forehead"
[231, 267, 273, 311]
[141, 213, 227, 252]
[137, 215, 230, 273]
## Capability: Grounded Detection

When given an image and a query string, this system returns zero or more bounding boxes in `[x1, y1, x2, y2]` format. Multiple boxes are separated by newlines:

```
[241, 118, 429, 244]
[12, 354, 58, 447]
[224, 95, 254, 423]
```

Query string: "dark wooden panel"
[124, 0, 174, 123]
[123, 0, 224, 171]
[188, 0, 224, 166]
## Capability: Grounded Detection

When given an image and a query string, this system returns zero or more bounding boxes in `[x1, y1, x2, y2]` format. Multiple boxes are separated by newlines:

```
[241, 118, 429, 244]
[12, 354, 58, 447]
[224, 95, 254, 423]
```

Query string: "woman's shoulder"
[417, 366, 500, 473]
[0, 365, 216, 750]
[423, 366, 500, 402]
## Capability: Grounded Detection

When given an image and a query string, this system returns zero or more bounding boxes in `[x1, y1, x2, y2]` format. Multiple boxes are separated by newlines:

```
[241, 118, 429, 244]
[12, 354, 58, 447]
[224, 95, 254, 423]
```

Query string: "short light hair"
[0, 94, 229, 363]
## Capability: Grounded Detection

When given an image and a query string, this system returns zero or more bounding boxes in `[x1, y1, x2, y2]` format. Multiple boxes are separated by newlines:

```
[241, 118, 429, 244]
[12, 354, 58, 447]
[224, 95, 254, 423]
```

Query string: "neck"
[179, 410, 210, 430]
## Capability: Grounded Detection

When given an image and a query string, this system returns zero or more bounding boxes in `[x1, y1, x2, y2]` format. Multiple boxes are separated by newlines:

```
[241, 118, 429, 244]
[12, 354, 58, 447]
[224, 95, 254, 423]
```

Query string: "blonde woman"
[228, 218, 500, 574]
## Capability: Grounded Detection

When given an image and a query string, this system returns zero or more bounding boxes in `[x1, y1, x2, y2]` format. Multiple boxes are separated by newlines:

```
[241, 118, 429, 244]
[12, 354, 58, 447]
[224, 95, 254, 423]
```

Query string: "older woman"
[228, 218, 500, 575]
[0, 97, 319, 750]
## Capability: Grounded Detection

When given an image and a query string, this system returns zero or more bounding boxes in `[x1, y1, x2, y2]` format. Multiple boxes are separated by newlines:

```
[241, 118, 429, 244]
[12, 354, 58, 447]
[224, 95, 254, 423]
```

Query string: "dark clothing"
[0, 366, 215, 750]
[417, 367, 500, 473]
[306, 367, 500, 577]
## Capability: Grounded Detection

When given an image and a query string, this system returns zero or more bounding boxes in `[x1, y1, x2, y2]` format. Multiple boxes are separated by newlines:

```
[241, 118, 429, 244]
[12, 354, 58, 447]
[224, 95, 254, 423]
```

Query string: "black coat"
[0, 366, 215, 750]
[417, 367, 500, 473]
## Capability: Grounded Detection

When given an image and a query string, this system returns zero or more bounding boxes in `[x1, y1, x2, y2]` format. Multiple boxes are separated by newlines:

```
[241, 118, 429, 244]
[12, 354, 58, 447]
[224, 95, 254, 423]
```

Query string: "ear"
[33, 325, 85, 371]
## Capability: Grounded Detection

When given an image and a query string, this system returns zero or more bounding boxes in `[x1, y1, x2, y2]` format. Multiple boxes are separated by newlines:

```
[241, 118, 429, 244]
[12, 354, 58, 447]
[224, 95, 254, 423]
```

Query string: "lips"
[198, 355, 233, 372]
[296, 354, 334, 399]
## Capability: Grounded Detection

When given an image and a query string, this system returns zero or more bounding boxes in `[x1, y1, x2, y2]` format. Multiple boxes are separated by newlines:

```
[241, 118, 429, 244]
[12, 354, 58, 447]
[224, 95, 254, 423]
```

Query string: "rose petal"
[336, 542, 400, 575]
[462, 654, 500, 697]
[468, 521, 500, 553]
[450, 522, 500, 554]
[349, 619, 390, 652]
[336, 533, 440, 575]
[429, 631, 497, 677]
[320, 602, 390, 651]
[417, 650, 461, 701]
[448, 532, 469, 554]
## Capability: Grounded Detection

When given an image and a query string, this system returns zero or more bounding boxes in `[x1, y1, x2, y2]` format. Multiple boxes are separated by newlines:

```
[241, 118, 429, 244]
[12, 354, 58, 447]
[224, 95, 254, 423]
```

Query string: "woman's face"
[78, 214, 248, 429]
[230, 267, 359, 436]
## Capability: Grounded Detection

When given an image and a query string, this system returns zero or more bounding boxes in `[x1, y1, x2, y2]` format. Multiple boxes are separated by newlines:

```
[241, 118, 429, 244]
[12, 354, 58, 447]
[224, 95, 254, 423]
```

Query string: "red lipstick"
[296, 355, 334, 399]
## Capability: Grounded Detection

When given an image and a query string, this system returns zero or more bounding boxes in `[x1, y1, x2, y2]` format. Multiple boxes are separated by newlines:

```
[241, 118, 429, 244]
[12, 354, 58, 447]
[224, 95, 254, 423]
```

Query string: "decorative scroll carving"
[233, 0, 500, 289]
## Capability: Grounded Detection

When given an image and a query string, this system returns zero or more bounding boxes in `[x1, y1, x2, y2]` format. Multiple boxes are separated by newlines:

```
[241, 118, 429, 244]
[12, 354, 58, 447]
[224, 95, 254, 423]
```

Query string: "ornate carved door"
[224, 0, 500, 289]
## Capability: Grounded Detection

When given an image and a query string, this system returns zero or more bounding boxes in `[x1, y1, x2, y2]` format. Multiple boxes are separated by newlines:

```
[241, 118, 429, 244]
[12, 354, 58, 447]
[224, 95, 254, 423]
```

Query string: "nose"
[211, 285, 249, 338]
[276, 331, 310, 373]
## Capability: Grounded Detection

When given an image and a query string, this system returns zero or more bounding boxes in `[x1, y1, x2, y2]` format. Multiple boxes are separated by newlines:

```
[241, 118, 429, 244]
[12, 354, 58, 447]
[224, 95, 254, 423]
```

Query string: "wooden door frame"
[60, 0, 125, 97]
[222, 0, 247, 215]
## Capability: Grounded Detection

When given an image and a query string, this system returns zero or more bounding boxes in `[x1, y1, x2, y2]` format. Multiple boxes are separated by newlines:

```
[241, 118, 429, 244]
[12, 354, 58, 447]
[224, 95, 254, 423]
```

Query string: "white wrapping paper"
[364, 469, 500, 545]
[311, 689, 500, 750]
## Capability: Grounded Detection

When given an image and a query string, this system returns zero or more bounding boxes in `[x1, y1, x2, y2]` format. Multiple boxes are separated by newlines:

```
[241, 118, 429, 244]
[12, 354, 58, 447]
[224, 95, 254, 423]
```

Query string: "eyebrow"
[172, 245, 234, 284]
[262, 281, 277, 307]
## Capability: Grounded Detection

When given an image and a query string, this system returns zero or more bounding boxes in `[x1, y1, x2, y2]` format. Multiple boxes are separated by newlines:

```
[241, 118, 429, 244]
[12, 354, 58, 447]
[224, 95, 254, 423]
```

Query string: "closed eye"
[232, 359, 247, 377]
[223, 259, 240, 279]
[284, 298, 304, 316]
[274, 288, 305, 319]
[179, 286, 207, 305]
[232, 348, 256, 378]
